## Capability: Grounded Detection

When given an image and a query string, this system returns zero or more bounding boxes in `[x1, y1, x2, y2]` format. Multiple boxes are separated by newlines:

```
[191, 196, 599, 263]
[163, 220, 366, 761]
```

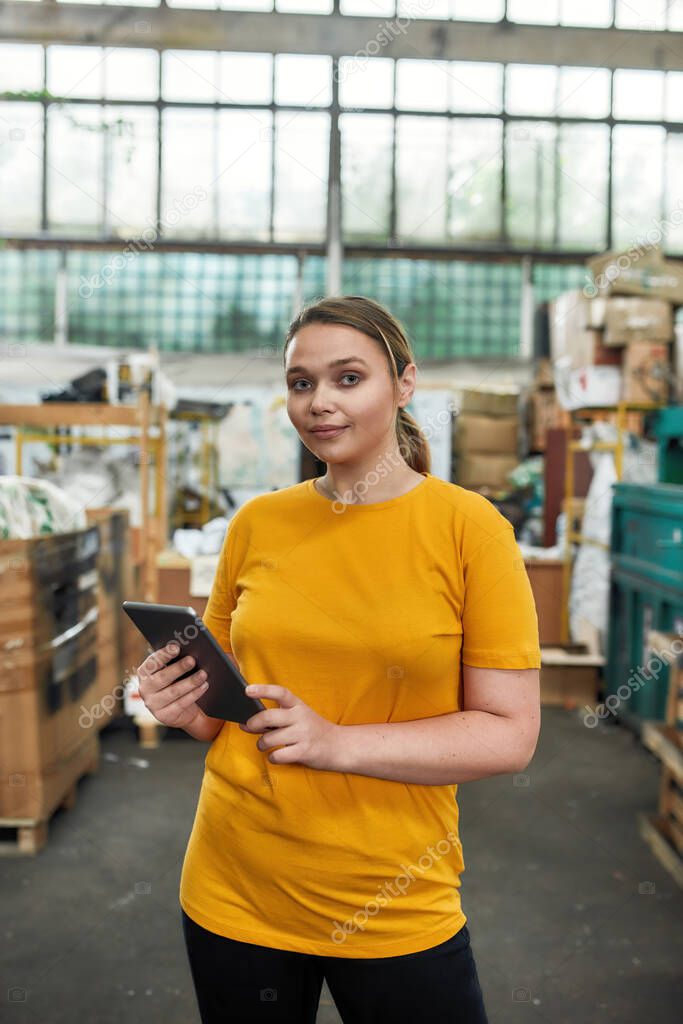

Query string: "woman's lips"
[310, 426, 348, 439]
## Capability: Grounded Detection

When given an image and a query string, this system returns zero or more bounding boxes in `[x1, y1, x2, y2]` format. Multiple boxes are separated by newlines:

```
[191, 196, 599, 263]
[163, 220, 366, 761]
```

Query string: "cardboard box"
[456, 453, 518, 491]
[588, 246, 683, 304]
[529, 390, 566, 452]
[621, 341, 670, 403]
[460, 388, 519, 418]
[583, 296, 608, 329]
[534, 358, 555, 389]
[604, 297, 674, 346]
[0, 730, 99, 825]
[540, 648, 603, 708]
[455, 414, 519, 455]
[525, 559, 564, 645]
[549, 291, 594, 367]
[554, 364, 622, 411]
[0, 523, 121, 826]
[549, 291, 618, 368]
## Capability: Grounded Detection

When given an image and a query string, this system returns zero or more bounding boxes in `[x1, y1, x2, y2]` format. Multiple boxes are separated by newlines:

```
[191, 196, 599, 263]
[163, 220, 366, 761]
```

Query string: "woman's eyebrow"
[286, 357, 369, 377]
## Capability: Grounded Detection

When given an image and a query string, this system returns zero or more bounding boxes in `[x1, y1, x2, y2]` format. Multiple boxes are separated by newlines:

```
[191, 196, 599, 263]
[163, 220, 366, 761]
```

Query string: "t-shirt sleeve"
[461, 523, 541, 670]
[202, 515, 239, 655]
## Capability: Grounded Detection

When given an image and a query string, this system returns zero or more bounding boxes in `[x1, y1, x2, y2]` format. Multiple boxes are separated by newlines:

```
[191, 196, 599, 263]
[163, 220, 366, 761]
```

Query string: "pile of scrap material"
[0, 476, 86, 539]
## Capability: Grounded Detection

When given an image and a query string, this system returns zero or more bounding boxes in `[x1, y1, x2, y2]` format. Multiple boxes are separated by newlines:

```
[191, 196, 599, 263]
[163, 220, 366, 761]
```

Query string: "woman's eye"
[291, 374, 360, 390]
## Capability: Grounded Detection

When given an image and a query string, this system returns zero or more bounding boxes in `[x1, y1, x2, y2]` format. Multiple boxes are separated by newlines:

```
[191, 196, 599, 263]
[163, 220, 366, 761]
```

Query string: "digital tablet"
[122, 601, 268, 724]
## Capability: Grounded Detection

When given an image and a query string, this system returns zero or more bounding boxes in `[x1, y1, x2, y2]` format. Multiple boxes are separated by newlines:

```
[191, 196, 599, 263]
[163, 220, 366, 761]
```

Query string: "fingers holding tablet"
[137, 642, 210, 730]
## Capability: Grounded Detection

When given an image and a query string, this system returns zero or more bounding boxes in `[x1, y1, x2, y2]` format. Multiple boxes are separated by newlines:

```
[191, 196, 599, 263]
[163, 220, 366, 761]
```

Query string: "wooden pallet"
[639, 813, 683, 889]
[0, 742, 99, 856]
[639, 631, 683, 888]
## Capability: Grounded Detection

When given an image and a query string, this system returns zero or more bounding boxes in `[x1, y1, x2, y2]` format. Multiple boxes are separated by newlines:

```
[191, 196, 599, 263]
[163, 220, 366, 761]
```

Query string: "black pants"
[181, 907, 489, 1024]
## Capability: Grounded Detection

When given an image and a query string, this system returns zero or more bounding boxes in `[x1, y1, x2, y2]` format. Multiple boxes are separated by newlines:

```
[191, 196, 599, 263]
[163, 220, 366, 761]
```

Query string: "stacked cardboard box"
[549, 254, 679, 410]
[86, 508, 142, 709]
[0, 526, 102, 825]
[453, 389, 519, 492]
[528, 358, 569, 452]
[588, 245, 683, 305]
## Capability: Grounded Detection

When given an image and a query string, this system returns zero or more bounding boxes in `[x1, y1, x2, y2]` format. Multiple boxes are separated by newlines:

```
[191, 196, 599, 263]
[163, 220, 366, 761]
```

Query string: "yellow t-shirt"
[179, 471, 541, 958]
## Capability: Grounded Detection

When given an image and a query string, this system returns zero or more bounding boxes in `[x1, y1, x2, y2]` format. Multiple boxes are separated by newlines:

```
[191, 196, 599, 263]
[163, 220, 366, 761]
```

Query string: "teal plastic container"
[654, 406, 683, 485]
[605, 483, 683, 729]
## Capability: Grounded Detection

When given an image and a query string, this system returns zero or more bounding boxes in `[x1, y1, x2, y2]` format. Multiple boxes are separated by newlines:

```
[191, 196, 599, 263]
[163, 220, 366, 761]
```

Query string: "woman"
[138, 295, 541, 1024]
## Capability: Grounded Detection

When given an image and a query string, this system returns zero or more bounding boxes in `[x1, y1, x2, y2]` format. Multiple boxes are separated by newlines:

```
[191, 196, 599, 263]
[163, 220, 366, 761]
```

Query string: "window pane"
[0, 250, 59, 348]
[162, 51, 219, 102]
[506, 121, 556, 246]
[219, 53, 272, 104]
[106, 106, 157, 237]
[47, 46, 104, 98]
[274, 54, 331, 106]
[560, 0, 611, 25]
[669, 0, 683, 30]
[273, 111, 329, 241]
[612, 125, 666, 249]
[451, 0, 505, 20]
[339, 57, 393, 109]
[62, 0, 160, 5]
[340, 0, 394, 13]
[220, 0, 272, 9]
[167, 0, 218, 7]
[276, 0, 332, 10]
[506, 65, 558, 116]
[396, 60, 449, 111]
[558, 123, 609, 250]
[47, 105, 104, 233]
[162, 109, 216, 237]
[450, 62, 503, 114]
[665, 134, 683, 253]
[665, 73, 683, 121]
[613, 70, 665, 121]
[508, 0, 559, 23]
[396, 116, 449, 242]
[0, 44, 43, 94]
[218, 110, 272, 240]
[103, 48, 158, 101]
[448, 118, 502, 242]
[556, 67, 611, 119]
[615, 0, 667, 30]
[398, 0, 449, 16]
[340, 113, 393, 240]
[0, 103, 43, 232]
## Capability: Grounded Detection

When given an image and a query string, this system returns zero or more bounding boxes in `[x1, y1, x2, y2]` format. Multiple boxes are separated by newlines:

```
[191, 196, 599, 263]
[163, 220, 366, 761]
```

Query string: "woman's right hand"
[137, 642, 210, 730]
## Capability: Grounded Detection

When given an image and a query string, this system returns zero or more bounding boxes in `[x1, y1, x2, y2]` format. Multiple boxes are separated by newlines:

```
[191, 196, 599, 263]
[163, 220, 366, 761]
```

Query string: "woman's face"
[285, 322, 414, 465]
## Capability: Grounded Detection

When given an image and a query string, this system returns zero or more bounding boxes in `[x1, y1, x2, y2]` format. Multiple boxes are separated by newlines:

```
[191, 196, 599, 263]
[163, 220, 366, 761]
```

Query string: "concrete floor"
[1, 708, 682, 1024]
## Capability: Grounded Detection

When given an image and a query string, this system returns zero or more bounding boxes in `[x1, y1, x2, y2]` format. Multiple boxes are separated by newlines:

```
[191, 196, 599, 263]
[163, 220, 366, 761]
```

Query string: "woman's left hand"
[239, 685, 341, 771]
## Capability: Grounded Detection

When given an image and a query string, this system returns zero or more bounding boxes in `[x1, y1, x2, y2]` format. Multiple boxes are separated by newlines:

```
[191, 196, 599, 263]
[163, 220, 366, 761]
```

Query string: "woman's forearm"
[329, 710, 533, 786]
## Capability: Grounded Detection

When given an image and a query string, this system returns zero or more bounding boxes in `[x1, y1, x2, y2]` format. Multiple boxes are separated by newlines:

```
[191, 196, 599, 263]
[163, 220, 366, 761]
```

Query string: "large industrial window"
[2, 40, 683, 253]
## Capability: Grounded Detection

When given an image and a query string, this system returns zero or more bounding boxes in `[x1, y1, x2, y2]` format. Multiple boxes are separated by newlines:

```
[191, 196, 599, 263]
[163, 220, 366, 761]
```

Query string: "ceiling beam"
[0, 4, 682, 70]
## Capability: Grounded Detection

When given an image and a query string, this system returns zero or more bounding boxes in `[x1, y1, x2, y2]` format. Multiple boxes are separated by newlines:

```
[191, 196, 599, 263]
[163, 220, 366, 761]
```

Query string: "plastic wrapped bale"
[0, 477, 87, 539]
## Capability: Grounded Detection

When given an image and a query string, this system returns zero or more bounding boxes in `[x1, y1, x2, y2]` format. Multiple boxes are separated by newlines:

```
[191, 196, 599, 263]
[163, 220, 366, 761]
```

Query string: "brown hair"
[283, 295, 431, 474]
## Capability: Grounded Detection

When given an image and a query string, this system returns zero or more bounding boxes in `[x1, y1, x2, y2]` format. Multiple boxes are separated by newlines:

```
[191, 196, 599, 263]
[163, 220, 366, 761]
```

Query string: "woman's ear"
[397, 363, 417, 408]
